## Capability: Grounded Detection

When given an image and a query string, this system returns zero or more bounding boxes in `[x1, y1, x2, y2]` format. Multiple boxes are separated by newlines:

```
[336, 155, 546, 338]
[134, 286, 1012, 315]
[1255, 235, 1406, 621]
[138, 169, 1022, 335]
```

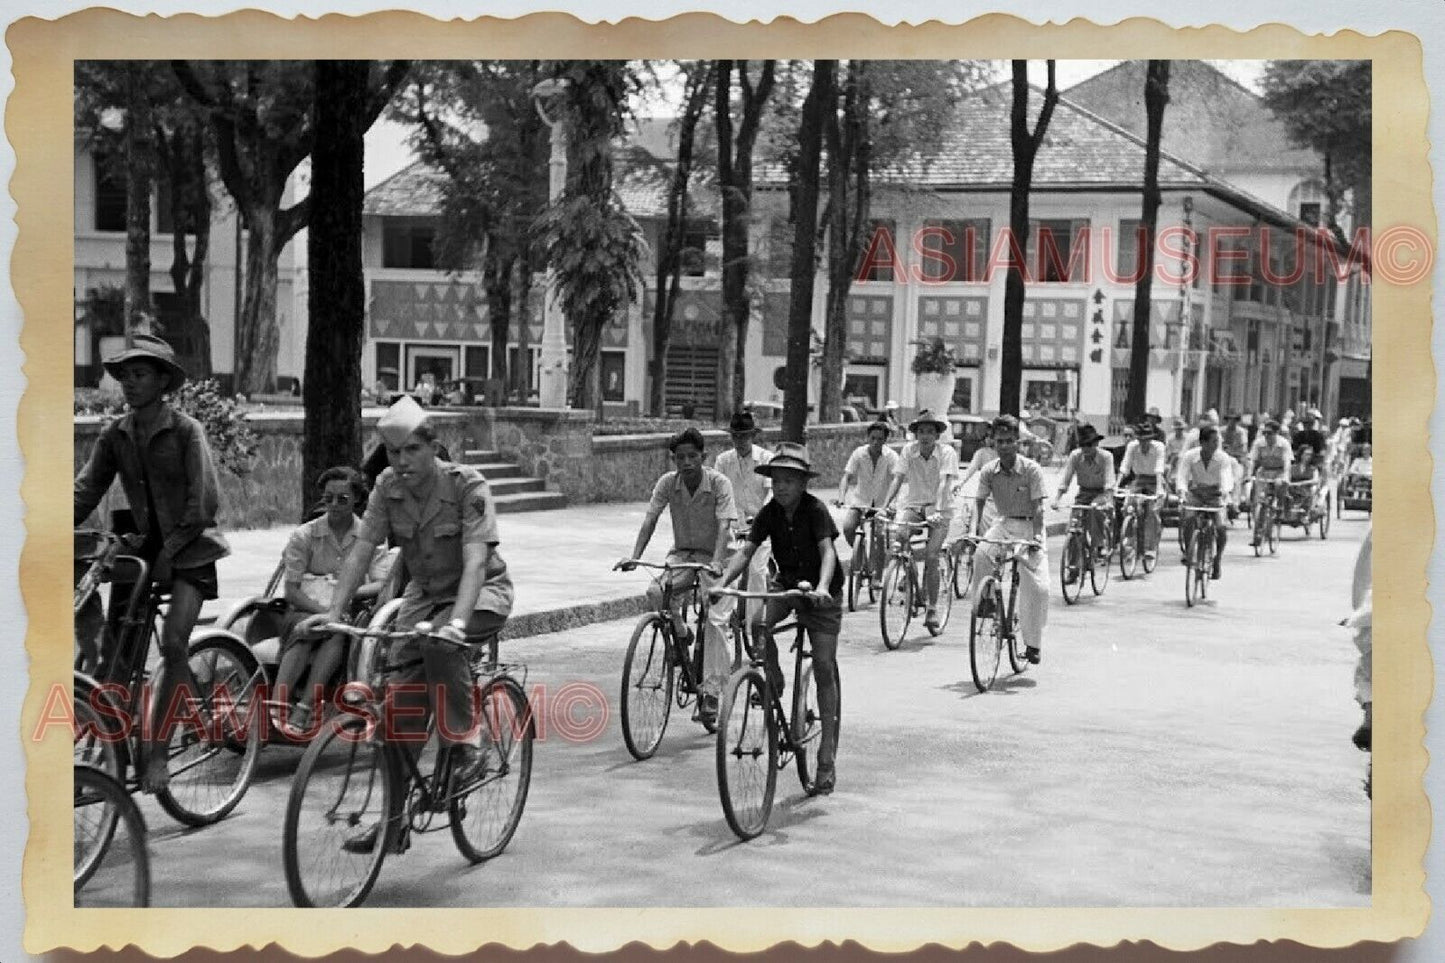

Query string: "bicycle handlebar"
[614, 559, 719, 575]
[1113, 489, 1163, 502]
[316, 620, 474, 652]
[959, 534, 1042, 550]
[709, 584, 813, 601]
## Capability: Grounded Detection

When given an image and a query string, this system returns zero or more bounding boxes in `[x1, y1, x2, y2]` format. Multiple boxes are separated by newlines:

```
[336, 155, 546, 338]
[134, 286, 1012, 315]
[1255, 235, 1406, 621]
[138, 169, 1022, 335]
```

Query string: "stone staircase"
[462, 449, 568, 513]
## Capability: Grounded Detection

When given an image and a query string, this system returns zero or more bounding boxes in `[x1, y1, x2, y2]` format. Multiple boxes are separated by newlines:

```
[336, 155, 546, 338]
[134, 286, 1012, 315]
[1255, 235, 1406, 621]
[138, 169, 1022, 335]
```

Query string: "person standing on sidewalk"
[837, 420, 899, 580]
[74, 334, 231, 793]
[714, 443, 843, 794]
[881, 409, 959, 633]
[713, 410, 773, 625]
[619, 426, 738, 725]
[970, 415, 1048, 665]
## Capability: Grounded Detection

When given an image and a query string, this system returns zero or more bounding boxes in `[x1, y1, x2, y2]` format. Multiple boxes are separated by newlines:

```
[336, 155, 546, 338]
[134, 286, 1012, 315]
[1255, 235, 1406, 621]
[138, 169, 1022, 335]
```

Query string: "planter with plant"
[910, 337, 959, 429]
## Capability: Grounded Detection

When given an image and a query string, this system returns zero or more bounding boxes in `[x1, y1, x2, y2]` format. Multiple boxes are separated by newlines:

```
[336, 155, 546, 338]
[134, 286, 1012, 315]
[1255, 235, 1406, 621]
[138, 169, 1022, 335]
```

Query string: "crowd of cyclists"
[72, 333, 1372, 899]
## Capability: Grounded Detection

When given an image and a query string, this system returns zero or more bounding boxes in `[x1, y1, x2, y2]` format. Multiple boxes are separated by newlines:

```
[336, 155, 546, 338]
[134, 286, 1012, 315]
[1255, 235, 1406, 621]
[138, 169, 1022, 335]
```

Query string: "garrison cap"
[378, 395, 431, 448]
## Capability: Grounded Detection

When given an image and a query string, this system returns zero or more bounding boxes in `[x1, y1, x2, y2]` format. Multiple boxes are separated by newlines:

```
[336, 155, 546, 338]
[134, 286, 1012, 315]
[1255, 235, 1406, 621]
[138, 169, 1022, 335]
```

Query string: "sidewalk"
[204, 473, 1070, 639]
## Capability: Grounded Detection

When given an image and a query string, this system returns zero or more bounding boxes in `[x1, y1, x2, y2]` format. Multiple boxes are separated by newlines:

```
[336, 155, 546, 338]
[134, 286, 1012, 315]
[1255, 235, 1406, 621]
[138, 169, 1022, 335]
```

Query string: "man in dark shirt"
[714, 442, 843, 794]
[1291, 409, 1329, 468]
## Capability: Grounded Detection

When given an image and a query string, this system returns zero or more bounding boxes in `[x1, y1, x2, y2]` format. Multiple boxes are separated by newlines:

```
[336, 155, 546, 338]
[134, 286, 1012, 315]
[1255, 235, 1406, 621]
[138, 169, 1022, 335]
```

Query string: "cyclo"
[73, 529, 262, 827]
[281, 609, 534, 908]
[1274, 449, 1332, 540]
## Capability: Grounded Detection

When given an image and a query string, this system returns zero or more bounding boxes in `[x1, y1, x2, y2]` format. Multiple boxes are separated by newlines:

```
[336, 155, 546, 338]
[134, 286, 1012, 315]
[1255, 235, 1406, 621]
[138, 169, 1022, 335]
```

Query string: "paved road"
[126, 513, 1372, 907]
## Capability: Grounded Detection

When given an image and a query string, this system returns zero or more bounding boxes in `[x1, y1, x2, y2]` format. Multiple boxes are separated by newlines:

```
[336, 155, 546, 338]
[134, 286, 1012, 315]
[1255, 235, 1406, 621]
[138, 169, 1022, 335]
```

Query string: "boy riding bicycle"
[73, 334, 231, 793]
[1118, 421, 1167, 563]
[837, 420, 899, 582]
[881, 409, 959, 633]
[1051, 423, 1115, 562]
[1246, 418, 1293, 545]
[714, 443, 842, 794]
[1176, 426, 1234, 580]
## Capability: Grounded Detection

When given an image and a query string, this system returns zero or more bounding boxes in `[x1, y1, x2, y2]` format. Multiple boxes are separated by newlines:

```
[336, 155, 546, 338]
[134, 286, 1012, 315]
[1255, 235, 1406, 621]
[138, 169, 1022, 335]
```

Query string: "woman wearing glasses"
[273, 466, 393, 734]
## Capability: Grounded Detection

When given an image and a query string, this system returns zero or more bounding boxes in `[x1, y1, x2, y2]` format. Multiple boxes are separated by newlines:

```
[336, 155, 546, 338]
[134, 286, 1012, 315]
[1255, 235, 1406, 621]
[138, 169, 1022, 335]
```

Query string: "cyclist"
[970, 415, 1047, 665]
[1163, 417, 1189, 475]
[618, 426, 737, 726]
[1051, 423, 1115, 566]
[1118, 420, 1167, 564]
[837, 419, 899, 579]
[297, 397, 515, 853]
[881, 409, 959, 633]
[73, 334, 231, 794]
[714, 409, 773, 624]
[1176, 426, 1234, 580]
[714, 443, 842, 794]
[1246, 418, 1293, 545]
[951, 424, 1000, 566]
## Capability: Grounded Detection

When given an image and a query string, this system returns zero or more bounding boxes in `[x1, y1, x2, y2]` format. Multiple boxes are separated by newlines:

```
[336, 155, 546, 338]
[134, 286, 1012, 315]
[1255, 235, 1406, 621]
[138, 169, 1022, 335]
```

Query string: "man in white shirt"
[882, 409, 959, 631]
[1176, 426, 1234, 580]
[1118, 423, 1167, 562]
[1245, 419, 1293, 546]
[838, 420, 899, 581]
[714, 410, 773, 622]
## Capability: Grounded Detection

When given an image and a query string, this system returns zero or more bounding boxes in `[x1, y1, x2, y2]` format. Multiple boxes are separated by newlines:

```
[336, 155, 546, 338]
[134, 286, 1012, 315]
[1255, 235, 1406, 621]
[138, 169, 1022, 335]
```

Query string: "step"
[472, 462, 527, 480]
[488, 477, 548, 497]
[463, 449, 505, 463]
[493, 491, 569, 513]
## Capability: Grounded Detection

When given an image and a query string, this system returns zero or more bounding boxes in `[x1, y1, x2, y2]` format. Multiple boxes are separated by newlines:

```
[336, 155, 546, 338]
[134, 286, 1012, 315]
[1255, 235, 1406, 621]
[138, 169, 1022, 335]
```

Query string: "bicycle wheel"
[74, 766, 149, 907]
[1184, 532, 1200, 607]
[1090, 533, 1112, 596]
[930, 556, 955, 634]
[968, 579, 1003, 692]
[1060, 532, 1084, 605]
[878, 559, 913, 651]
[451, 675, 535, 863]
[1196, 533, 1211, 602]
[715, 668, 778, 841]
[1319, 494, 1332, 539]
[790, 650, 821, 794]
[154, 633, 264, 828]
[1268, 514, 1281, 555]
[1118, 516, 1139, 579]
[846, 557, 860, 612]
[619, 614, 675, 761]
[1005, 578, 1028, 673]
[1141, 517, 1158, 574]
[952, 543, 974, 600]
[73, 673, 123, 780]
[283, 716, 395, 908]
[1251, 506, 1265, 557]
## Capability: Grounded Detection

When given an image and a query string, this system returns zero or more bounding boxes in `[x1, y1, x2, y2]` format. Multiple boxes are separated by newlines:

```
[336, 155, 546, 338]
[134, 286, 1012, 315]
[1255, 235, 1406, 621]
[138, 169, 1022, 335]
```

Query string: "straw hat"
[102, 333, 187, 392]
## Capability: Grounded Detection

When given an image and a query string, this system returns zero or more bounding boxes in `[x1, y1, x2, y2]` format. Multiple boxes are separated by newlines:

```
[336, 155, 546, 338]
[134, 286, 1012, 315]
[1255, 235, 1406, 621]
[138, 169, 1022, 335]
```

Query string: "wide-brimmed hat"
[377, 394, 432, 448]
[1131, 422, 1159, 440]
[1146, 407, 1162, 423]
[908, 408, 948, 433]
[728, 410, 760, 435]
[102, 333, 186, 392]
[754, 442, 819, 479]
[1076, 423, 1101, 445]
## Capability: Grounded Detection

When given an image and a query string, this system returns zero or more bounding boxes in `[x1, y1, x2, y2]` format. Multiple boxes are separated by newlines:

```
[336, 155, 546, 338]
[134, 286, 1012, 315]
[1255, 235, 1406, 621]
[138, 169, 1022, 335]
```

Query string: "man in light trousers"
[713, 409, 773, 625]
[970, 414, 1049, 665]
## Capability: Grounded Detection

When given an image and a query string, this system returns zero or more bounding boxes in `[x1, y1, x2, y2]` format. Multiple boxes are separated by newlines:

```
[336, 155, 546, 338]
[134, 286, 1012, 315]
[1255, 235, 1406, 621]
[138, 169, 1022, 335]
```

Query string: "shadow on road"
[943, 672, 1037, 700]
[691, 790, 830, 855]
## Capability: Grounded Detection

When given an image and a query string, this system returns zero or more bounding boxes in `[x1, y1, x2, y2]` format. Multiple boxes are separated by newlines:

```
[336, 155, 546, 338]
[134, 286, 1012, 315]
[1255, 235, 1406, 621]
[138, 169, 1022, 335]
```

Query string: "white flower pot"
[913, 371, 957, 440]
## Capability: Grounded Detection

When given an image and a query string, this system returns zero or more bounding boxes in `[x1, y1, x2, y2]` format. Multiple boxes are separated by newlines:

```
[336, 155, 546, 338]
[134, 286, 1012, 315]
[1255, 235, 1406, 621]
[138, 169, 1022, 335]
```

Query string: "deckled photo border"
[11, 10, 1430, 955]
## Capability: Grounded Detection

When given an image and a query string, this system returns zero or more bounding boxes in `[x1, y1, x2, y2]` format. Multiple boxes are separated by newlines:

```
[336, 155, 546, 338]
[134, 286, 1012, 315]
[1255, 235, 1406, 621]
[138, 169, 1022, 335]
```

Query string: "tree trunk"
[1125, 60, 1170, 424]
[782, 61, 834, 443]
[483, 237, 513, 388]
[819, 61, 869, 425]
[570, 311, 603, 414]
[237, 215, 282, 396]
[511, 254, 534, 401]
[1001, 61, 1057, 418]
[124, 63, 154, 333]
[301, 60, 370, 517]
[165, 126, 212, 378]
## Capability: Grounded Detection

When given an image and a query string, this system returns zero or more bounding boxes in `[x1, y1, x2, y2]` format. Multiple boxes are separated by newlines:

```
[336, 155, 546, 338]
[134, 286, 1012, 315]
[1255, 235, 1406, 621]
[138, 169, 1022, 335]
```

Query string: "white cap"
[377, 395, 430, 448]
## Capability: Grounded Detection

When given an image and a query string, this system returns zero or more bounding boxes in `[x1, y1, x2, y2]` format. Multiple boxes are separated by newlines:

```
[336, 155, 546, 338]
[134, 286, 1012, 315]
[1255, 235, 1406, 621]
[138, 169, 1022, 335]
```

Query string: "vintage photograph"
[65, 53, 1377, 914]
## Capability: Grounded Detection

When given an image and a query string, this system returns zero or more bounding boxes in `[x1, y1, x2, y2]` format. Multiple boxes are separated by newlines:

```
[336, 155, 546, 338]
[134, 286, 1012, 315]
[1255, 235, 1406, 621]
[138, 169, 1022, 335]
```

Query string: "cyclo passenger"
[713, 443, 842, 794]
[1176, 426, 1234, 580]
[880, 409, 959, 633]
[1051, 422, 1115, 564]
[1117, 420, 1167, 563]
[618, 426, 737, 726]
[296, 397, 515, 854]
[73, 334, 231, 793]
[713, 410, 773, 624]
[1290, 409, 1329, 502]
[837, 419, 900, 581]
[1245, 418, 1293, 544]
[969, 415, 1048, 665]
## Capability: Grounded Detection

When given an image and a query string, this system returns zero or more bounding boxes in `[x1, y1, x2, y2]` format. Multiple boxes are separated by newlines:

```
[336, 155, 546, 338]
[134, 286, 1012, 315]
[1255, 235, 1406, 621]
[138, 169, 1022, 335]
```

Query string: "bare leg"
[144, 580, 205, 793]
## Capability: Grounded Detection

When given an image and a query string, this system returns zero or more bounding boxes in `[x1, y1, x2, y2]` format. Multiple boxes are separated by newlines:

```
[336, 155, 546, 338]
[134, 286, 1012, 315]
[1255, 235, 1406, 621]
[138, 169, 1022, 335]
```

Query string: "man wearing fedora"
[1051, 423, 1116, 563]
[75, 334, 231, 793]
[714, 443, 843, 794]
[714, 410, 774, 625]
[298, 396, 515, 853]
[1118, 420, 1167, 563]
[881, 409, 960, 633]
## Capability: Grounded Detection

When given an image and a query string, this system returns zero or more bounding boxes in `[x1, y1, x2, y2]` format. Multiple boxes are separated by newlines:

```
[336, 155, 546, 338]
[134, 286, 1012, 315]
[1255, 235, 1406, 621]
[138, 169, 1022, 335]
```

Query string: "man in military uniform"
[299, 396, 513, 852]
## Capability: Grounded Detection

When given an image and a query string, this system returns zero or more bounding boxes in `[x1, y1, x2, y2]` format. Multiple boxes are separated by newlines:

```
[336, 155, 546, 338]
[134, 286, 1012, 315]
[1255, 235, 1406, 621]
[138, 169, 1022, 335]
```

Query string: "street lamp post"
[533, 79, 571, 409]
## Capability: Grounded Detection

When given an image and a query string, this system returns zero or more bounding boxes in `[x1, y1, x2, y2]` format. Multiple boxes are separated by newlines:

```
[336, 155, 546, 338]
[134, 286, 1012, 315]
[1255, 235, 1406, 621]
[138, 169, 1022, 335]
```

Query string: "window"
[951, 372, 975, 413]
[918, 219, 990, 283]
[375, 342, 400, 390]
[94, 165, 126, 233]
[1030, 218, 1088, 283]
[464, 345, 490, 379]
[1298, 201, 1322, 226]
[842, 369, 884, 410]
[854, 219, 898, 283]
[679, 219, 718, 277]
[1114, 218, 1145, 281]
[382, 220, 437, 269]
[601, 350, 626, 402]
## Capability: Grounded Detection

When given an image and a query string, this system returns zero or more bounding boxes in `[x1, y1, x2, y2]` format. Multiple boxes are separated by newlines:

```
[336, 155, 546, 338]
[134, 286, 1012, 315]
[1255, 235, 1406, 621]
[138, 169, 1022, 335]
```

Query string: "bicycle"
[962, 535, 1039, 692]
[1059, 502, 1113, 604]
[614, 559, 731, 759]
[1113, 490, 1163, 580]
[876, 514, 955, 650]
[710, 584, 826, 841]
[73, 765, 151, 907]
[1181, 504, 1224, 607]
[833, 505, 885, 612]
[1249, 478, 1285, 557]
[71, 530, 263, 827]
[282, 615, 534, 908]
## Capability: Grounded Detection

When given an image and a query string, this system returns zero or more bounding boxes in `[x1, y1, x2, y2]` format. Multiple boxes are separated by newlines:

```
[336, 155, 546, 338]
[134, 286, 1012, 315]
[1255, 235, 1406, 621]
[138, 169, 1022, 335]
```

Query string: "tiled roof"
[1062, 61, 1320, 174]
[362, 162, 448, 217]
